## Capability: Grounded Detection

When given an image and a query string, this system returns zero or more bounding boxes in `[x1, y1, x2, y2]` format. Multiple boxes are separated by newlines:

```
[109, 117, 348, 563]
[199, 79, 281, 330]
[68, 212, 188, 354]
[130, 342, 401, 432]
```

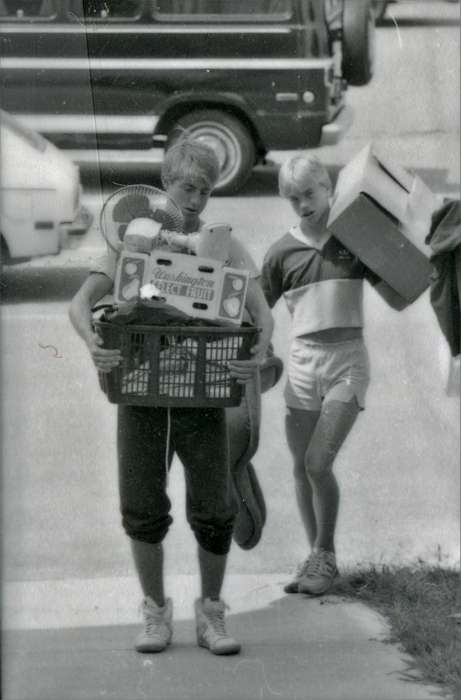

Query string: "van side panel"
[2, 56, 332, 152]
[0, 0, 335, 152]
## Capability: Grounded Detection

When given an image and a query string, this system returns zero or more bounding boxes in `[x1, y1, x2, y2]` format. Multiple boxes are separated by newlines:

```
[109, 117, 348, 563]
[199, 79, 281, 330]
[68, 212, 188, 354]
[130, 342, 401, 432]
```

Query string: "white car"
[0, 109, 91, 263]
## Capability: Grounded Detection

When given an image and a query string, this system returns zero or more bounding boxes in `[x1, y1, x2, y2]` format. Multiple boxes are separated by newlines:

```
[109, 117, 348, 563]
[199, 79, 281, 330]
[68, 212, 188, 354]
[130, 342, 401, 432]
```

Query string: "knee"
[121, 510, 173, 544]
[293, 458, 307, 484]
[304, 449, 334, 483]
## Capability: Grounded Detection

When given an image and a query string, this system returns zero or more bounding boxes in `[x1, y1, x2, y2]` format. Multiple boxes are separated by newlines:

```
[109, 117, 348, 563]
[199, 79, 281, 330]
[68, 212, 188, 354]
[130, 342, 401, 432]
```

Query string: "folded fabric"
[426, 199, 461, 357]
[229, 352, 284, 549]
[101, 299, 191, 326]
[232, 461, 267, 550]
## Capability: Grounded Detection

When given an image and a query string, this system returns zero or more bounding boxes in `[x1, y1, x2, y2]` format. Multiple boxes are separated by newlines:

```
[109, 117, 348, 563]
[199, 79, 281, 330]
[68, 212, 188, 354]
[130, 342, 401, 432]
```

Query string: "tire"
[0, 235, 10, 265]
[342, 0, 375, 86]
[370, 0, 388, 23]
[167, 110, 256, 195]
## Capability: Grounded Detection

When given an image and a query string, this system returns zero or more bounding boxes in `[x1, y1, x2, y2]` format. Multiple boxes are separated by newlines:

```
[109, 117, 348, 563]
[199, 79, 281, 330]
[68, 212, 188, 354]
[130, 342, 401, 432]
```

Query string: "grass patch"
[330, 563, 461, 697]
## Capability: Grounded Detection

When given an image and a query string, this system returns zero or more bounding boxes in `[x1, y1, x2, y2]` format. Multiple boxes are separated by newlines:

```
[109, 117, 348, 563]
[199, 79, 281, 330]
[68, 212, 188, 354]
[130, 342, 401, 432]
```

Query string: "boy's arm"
[244, 278, 274, 361]
[260, 248, 283, 309]
[228, 278, 274, 384]
[69, 272, 122, 372]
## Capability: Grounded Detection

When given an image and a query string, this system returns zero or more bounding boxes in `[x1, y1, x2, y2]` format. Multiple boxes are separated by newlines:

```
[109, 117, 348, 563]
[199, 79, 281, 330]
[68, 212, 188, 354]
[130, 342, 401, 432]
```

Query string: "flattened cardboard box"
[327, 144, 439, 302]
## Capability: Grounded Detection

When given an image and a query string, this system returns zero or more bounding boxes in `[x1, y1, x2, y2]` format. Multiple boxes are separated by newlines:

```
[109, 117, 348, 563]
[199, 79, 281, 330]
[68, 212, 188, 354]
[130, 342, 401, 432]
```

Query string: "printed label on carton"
[150, 265, 217, 302]
[114, 250, 249, 323]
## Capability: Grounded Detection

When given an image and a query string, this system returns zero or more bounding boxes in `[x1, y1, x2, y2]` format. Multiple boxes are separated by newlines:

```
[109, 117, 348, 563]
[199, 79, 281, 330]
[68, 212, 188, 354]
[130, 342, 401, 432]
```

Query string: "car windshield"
[0, 109, 48, 153]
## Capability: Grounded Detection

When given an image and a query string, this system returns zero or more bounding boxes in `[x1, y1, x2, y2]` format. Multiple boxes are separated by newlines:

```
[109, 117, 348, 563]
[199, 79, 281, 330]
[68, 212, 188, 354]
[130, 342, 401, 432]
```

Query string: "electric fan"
[99, 184, 184, 253]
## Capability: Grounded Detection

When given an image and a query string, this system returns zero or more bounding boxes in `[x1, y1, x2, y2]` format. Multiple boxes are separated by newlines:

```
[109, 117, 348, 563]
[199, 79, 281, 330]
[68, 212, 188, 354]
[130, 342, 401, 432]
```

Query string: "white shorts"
[284, 337, 370, 411]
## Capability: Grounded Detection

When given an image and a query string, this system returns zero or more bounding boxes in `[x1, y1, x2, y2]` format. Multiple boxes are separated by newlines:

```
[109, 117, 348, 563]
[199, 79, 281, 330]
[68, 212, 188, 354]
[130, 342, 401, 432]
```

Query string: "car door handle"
[275, 93, 299, 102]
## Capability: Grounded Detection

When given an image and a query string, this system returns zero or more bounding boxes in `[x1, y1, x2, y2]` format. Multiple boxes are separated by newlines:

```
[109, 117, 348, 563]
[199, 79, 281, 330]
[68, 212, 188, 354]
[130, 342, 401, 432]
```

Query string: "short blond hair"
[161, 131, 220, 190]
[278, 153, 332, 198]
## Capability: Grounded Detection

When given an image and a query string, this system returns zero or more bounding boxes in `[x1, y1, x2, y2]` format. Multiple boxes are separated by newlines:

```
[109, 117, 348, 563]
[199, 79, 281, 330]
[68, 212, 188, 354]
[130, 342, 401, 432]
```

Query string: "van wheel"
[342, 0, 375, 86]
[167, 110, 256, 195]
[370, 0, 388, 23]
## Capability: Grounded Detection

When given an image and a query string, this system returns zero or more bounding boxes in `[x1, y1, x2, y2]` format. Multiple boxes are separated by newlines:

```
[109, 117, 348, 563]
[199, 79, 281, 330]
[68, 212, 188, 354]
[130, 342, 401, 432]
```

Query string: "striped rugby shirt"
[261, 225, 378, 338]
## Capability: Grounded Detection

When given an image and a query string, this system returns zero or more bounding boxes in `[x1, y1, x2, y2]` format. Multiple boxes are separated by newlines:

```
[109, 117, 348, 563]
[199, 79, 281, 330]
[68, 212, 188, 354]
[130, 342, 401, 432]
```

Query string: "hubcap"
[187, 122, 242, 187]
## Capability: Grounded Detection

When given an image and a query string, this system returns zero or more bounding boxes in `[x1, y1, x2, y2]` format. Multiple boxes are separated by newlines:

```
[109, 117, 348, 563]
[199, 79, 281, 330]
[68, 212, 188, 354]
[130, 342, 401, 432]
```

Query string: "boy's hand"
[227, 358, 259, 384]
[227, 336, 270, 384]
[86, 331, 122, 373]
[249, 335, 271, 364]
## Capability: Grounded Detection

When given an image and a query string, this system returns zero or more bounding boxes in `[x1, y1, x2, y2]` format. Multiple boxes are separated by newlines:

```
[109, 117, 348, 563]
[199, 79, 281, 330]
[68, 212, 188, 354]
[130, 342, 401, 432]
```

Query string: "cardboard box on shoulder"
[327, 144, 441, 302]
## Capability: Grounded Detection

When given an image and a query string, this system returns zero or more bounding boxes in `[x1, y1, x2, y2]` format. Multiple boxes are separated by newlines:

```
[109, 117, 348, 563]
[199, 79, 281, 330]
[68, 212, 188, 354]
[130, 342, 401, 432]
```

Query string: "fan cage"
[99, 184, 184, 252]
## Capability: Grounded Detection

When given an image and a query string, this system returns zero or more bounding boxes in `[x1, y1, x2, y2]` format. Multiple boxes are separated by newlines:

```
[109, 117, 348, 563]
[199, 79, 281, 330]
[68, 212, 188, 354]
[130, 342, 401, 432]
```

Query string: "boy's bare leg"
[131, 540, 165, 606]
[196, 546, 240, 654]
[305, 398, 360, 553]
[198, 546, 227, 600]
[310, 470, 339, 553]
[285, 408, 321, 547]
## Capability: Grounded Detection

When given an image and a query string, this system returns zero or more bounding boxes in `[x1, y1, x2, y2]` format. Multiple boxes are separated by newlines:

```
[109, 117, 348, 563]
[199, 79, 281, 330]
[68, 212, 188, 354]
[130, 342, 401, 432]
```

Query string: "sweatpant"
[117, 405, 237, 555]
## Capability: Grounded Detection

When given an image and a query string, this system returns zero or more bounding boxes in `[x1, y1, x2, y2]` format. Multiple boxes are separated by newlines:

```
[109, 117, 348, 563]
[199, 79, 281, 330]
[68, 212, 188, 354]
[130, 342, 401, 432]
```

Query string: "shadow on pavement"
[82, 162, 459, 200]
[2, 595, 438, 700]
[1, 266, 89, 303]
[80, 163, 281, 198]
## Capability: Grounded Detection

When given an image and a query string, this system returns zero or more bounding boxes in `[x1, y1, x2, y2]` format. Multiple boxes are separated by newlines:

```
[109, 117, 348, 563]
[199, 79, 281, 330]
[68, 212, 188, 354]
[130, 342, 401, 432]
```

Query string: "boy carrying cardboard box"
[327, 143, 441, 302]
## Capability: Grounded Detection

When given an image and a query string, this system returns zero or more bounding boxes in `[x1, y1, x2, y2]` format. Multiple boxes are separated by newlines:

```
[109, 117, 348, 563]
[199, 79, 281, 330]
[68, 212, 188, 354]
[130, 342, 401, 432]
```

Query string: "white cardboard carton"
[327, 144, 440, 301]
[114, 249, 249, 325]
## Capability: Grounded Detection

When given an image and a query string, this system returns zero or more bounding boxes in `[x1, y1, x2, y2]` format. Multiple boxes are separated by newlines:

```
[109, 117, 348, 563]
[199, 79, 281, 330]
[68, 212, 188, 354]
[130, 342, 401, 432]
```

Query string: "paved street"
[1, 2, 460, 699]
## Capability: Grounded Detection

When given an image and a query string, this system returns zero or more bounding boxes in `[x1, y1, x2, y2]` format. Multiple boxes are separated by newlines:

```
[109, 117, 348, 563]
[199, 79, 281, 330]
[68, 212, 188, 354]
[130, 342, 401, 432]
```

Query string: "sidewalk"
[2, 574, 445, 700]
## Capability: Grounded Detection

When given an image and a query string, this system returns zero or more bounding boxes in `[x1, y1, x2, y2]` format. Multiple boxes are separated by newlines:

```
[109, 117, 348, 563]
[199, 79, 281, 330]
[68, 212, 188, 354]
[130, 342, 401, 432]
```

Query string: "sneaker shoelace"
[306, 551, 336, 578]
[207, 605, 228, 637]
[294, 558, 312, 579]
[142, 603, 167, 634]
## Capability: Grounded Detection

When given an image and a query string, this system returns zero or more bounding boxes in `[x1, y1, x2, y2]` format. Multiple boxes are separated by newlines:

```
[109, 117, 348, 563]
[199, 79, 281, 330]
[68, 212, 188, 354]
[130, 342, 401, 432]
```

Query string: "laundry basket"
[94, 320, 259, 407]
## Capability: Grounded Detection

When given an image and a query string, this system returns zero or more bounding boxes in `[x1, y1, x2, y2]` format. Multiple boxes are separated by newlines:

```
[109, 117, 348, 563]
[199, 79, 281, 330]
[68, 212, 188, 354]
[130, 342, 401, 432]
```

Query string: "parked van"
[0, 109, 91, 262]
[0, 0, 375, 194]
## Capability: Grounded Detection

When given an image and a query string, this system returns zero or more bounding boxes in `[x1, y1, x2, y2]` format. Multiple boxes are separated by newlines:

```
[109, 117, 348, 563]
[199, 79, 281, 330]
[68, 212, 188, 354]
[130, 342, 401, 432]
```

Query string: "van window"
[68, 0, 143, 21]
[0, 0, 57, 19]
[153, 0, 293, 22]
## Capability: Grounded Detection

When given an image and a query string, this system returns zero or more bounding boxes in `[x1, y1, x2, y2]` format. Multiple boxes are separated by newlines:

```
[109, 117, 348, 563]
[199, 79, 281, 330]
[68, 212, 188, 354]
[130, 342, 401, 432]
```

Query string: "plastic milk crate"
[95, 320, 259, 408]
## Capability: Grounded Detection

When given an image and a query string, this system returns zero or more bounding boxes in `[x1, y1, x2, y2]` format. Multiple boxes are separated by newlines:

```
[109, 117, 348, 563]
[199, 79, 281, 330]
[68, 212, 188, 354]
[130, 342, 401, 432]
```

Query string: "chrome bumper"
[320, 105, 354, 146]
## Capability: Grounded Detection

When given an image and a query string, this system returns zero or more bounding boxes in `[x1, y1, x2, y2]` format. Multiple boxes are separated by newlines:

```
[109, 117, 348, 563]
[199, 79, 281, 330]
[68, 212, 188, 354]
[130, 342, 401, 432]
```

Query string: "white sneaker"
[135, 596, 173, 653]
[195, 598, 241, 655]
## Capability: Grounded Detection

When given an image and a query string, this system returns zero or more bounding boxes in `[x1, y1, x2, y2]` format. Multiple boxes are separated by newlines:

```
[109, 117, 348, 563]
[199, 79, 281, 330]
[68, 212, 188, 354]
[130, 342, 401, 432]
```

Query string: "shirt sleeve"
[227, 237, 259, 278]
[89, 246, 118, 281]
[260, 249, 284, 308]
